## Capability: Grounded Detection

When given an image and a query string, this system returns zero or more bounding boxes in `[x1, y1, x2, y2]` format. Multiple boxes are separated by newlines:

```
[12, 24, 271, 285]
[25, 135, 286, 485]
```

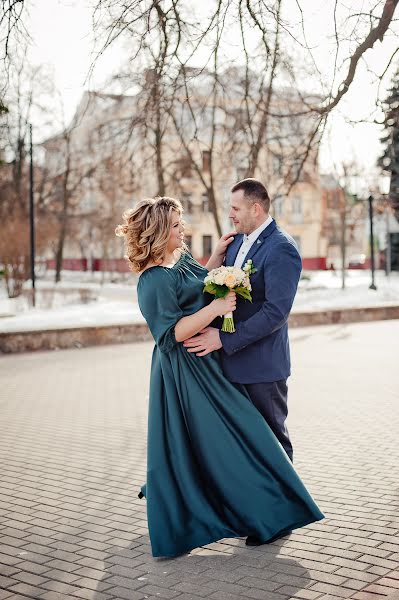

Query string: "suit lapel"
[239, 220, 277, 267]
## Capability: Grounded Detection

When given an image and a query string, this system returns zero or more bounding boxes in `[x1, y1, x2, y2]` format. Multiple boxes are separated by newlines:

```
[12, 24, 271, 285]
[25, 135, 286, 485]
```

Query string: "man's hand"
[183, 327, 222, 356]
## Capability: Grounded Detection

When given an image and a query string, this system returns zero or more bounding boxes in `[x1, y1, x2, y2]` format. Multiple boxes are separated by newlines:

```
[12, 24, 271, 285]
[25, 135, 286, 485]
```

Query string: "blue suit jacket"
[220, 219, 302, 384]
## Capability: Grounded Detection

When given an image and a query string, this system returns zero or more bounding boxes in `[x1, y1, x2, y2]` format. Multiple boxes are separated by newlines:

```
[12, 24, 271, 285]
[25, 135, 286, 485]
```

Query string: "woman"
[116, 196, 323, 558]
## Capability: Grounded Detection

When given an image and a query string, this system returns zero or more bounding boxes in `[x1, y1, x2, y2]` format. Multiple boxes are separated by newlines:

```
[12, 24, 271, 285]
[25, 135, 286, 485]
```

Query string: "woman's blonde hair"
[115, 196, 184, 272]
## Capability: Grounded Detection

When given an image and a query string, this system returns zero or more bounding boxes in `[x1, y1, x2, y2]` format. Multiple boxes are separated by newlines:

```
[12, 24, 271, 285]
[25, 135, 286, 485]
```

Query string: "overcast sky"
[27, 0, 399, 188]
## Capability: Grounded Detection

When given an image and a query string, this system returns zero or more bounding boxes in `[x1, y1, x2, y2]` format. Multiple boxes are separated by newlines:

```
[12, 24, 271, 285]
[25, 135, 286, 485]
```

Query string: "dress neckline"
[139, 252, 185, 277]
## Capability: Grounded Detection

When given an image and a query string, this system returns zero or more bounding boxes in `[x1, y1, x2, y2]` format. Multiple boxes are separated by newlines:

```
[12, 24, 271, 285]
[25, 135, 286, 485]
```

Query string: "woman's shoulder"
[139, 250, 188, 275]
[138, 250, 205, 284]
[137, 268, 175, 314]
[138, 264, 175, 285]
[180, 251, 208, 272]
[137, 257, 181, 292]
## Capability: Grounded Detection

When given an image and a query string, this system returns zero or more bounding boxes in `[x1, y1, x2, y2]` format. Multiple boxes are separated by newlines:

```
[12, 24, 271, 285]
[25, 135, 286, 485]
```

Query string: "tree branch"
[313, 0, 399, 115]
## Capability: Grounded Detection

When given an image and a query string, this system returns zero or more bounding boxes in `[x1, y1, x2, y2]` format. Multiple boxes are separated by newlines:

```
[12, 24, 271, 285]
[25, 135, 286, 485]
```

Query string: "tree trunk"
[247, 0, 281, 177]
[155, 85, 166, 196]
[55, 216, 67, 283]
[54, 189, 69, 283]
[55, 137, 72, 283]
[208, 187, 222, 237]
[14, 137, 26, 211]
[340, 200, 347, 290]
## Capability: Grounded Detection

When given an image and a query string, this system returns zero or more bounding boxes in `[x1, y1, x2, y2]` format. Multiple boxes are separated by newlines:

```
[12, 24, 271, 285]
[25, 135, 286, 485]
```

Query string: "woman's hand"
[213, 291, 236, 316]
[205, 231, 236, 271]
[214, 231, 236, 257]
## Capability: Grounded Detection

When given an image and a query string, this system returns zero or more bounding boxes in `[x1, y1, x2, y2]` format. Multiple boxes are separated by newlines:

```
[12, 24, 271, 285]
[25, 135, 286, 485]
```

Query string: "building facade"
[41, 87, 368, 272]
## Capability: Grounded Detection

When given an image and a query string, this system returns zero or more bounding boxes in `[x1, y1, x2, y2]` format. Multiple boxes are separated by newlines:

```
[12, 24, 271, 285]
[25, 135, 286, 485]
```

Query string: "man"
[184, 179, 302, 544]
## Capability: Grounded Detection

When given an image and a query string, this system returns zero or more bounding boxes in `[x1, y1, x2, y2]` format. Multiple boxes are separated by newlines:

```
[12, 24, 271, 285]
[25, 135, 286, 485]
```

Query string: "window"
[202, 194, 211, 213]
[202, 235, 212, 257]
[185, 235, 192, 251]
[272, 198, 284, 218]
[292, 235, 301, 251]
[179, 157, 192, 178]
[291, 195, 303, 223]
[181, 194, 193, 214]
[327, 190, 342, 209]
[292, 195, 302, 214]
[202, 150, 211, 172]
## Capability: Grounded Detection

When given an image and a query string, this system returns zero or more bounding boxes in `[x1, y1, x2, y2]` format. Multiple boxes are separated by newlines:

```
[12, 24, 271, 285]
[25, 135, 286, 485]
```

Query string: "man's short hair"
[231, 178, 270, 212]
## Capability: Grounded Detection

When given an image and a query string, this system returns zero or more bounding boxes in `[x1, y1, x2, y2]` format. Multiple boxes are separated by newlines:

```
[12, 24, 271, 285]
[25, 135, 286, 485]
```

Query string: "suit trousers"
[244, 380, 293, 462]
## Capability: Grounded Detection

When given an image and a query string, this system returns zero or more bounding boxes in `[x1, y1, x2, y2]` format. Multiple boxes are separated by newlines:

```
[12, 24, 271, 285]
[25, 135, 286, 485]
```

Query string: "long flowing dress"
[137, 252, 323, 558]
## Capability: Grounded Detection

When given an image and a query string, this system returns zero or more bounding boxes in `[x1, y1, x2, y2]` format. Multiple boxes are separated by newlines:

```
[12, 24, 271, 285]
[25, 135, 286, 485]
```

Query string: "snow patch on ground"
[295, 270, 399, 310]
[0, 270, 398, 333]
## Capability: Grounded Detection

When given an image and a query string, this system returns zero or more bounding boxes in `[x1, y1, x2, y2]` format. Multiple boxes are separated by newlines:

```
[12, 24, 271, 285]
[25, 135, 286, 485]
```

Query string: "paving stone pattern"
[0, 320, 398, 600]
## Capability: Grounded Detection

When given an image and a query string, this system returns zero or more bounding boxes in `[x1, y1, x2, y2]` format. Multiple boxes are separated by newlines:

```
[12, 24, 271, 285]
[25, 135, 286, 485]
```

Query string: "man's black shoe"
[245, 535, 265, 546]
[245, 530, 292, 546]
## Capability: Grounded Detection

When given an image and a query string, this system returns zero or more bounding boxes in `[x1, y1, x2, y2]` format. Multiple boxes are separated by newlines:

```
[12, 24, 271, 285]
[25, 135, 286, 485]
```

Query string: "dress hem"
[151, 513, 324, 558]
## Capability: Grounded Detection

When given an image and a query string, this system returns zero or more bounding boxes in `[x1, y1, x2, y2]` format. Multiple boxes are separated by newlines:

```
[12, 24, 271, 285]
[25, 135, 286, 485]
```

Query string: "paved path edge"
[1, 304, 398, 353]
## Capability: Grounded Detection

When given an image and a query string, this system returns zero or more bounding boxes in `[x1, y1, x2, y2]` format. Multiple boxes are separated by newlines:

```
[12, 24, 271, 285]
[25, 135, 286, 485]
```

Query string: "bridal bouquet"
[203, 262, 254, 333]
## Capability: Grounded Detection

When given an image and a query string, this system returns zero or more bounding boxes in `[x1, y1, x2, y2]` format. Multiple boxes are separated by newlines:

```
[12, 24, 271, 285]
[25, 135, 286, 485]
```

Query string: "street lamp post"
[368, 195, 377, 291]
[385, 203, 392, 277]
[29, 123, 36, 306]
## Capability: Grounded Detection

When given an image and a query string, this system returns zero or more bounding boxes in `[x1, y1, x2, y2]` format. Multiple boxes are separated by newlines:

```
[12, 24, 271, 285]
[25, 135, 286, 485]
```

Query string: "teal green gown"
[137, 252, 323, 558]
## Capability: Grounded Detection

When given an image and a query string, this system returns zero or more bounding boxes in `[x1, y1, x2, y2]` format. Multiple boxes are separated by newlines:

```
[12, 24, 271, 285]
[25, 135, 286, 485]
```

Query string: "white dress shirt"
[233, 215, 273, 268]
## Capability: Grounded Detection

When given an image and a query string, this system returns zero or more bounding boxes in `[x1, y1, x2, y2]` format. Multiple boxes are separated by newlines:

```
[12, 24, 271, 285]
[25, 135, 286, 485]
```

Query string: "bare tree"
[93, 0, 399, 121]
[0, 164, 30, 297]
[0, 95, 7, 116]
[40, 125, 98, 282]
[0, 46, 42, 208]
[91, 0, 398, 237]
[1, 0, 27, 64]
[236, 0, 283, 178]
[87, 153, 135, 280]
[322, 166, 366, 289]
[0, 49, 53, 297]
[165, 12, 240, 236]
[38, 87, 143, 282]
[97, 0, 187, 199]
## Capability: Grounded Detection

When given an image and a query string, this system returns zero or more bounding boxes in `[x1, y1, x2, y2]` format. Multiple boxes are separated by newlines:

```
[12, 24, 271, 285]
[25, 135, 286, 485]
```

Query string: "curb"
[289, 304, 399, 327]
[1, 304, 398, 354]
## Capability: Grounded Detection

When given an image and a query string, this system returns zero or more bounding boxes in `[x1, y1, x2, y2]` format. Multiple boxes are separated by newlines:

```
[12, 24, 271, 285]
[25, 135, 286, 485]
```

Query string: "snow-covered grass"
[295, 269, 399, 310]
[0, 269, 398, 333]
[0, 300, 145, 332]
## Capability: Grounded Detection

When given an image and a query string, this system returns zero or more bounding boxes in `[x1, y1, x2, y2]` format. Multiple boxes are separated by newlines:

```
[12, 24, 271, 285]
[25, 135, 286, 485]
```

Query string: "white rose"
[214, 272, 226, 285]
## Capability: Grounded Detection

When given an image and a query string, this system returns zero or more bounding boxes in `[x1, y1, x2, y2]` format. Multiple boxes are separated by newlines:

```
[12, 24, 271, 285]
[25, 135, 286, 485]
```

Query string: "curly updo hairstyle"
[115, 196, 184, 273]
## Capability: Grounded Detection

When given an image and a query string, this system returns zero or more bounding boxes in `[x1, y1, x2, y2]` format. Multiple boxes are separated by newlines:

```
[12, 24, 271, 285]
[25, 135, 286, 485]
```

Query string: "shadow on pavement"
[95, 533, 312, 600]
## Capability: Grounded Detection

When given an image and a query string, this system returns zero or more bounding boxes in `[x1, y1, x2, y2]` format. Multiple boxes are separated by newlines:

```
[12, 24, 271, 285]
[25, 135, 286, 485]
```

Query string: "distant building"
[41, 87, 364, 272]
[271, 175, 327, 270]
[319, 174, 368, 270]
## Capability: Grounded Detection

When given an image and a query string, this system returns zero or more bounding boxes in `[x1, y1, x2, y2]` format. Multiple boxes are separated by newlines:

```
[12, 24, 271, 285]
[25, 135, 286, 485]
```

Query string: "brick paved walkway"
[0, 320, 398, 600]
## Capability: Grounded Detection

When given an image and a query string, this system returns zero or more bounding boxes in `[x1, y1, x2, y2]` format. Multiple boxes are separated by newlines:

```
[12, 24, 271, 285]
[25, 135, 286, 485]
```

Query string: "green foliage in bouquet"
[202, 282, 252, 302]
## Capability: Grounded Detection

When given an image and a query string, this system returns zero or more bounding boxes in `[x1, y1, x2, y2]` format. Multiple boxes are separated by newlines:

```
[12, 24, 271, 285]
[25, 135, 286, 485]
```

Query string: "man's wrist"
[219, 329, 236, 355]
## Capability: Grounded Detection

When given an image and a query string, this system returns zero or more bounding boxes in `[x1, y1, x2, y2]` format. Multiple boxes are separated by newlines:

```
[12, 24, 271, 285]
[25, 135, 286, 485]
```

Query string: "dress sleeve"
[137, 267, 183, 353]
